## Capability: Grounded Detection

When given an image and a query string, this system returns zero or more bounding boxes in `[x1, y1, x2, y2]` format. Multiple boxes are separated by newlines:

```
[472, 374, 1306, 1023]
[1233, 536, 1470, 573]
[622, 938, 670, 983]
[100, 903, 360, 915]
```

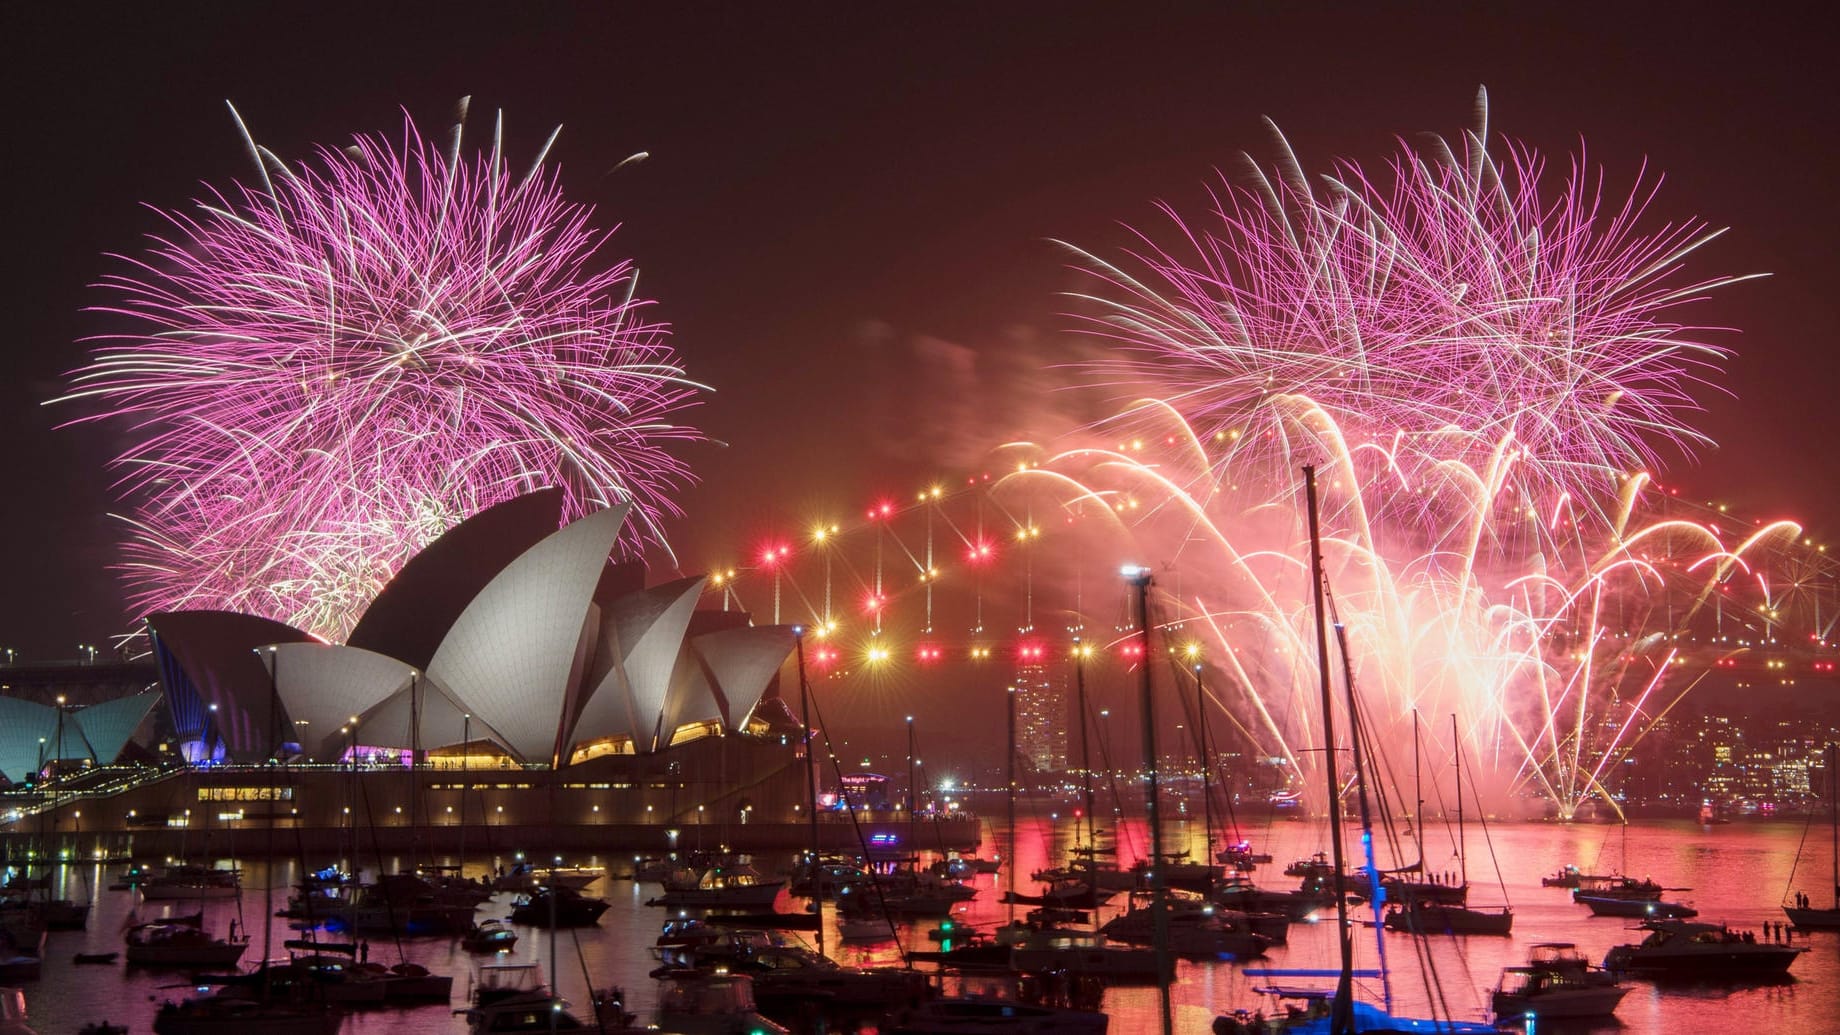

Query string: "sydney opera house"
[1, 490, 979, 858]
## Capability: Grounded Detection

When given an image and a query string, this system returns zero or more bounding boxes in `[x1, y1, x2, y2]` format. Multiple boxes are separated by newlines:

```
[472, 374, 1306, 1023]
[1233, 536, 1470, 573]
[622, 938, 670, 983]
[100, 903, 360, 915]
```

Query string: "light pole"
[1123, 564, 1173, 1035]
[54, 695, 67, 774]
[1072, 639, 1097, 873]
[906, 715, 917, 850]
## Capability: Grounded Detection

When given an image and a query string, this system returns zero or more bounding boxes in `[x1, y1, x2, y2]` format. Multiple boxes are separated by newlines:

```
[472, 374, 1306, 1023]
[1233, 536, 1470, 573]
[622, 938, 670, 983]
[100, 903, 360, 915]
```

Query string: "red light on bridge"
[916, 644, 943, 663]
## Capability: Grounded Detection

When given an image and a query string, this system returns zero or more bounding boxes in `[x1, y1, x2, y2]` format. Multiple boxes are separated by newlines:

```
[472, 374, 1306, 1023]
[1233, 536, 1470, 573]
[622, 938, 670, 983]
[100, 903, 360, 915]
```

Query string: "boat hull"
[125, 945, 249, 967]
[1492, 986, 1627, 1019]
[151, 1000, 342, 1035]
[1580, 895, 1696, 919]
[1603, 945, 1804, 978]
[1382, 905, 1513, 936]
[651, 883, 785, 910]
[1784, 905, 1840, 930]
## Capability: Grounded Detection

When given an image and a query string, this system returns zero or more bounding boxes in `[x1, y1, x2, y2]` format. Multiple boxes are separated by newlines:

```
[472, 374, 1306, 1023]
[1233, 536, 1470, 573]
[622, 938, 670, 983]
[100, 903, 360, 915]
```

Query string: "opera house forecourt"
[0, 489, 979, 859]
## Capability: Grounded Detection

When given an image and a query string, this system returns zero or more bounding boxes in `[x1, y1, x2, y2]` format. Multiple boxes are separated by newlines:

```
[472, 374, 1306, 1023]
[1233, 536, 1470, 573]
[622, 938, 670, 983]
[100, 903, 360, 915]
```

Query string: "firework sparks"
[57, 101, 704, 641]
[997, 398, 1803, 819]
[1028, 95, 1777, 816]
[1065, 89, 1760, 526]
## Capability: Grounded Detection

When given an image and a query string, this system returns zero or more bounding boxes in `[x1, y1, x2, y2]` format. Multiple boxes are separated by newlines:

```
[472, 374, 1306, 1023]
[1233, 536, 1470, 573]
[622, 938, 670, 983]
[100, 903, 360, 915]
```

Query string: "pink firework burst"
[1069, 90, 1757, 520]
[58, 101, 704, 641]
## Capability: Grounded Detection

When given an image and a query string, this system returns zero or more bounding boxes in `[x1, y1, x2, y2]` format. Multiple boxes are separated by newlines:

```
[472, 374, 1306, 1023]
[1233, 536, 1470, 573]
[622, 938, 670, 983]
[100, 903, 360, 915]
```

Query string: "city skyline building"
[1013, 655, 1067, 773]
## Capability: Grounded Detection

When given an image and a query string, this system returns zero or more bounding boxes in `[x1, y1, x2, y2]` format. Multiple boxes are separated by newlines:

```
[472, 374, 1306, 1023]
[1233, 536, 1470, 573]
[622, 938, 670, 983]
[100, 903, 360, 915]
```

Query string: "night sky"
[5, 3, 1837, 666]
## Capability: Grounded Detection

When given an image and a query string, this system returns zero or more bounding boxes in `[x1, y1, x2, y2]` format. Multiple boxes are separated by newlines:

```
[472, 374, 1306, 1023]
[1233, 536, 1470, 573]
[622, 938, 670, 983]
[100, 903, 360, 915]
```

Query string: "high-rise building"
[1014, 658, 1067, 773]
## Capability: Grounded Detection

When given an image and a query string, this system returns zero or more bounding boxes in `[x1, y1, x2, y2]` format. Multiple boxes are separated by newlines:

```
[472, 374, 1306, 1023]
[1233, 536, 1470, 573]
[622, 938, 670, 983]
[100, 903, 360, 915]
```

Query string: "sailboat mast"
[1304, 466, 1355, 1034]
[1074, 641, 1098, 915]
[906, 716, 917, 860]
[1006, 685, 1017, 929]
[792, 633, 822, 956]
[1195, 662, 1215, 867]
[262, 645, 279, 1003]
[1454, 714, 1466, 887]
[1125, 565, 1174, 1035]
[1413, 711, 1423, 868]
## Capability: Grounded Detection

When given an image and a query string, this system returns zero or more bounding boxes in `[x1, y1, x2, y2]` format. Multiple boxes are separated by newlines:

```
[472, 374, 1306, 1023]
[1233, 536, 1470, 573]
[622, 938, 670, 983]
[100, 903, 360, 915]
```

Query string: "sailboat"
[1376, 715, 1464, 908]
[1224, 466, 1494, 1035]
[1380, 718, 1510, 936]
[1783, 740, 1840, 930]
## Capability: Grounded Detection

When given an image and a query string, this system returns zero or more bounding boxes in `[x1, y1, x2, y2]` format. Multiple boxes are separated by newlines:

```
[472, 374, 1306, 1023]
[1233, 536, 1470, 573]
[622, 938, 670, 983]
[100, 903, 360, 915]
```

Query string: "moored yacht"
[1490, 943, 1626, 1020]
[124, 917, 247, 967]
[652, 861, 786, 910]
[1602, 919, 1806, 978]
[508, 887, 610, 928]
[1577, 894, 1696, 919]
[460, 918, 518, 953]
[1381, 899, 1512, 936]
[139, 865, 241, 901]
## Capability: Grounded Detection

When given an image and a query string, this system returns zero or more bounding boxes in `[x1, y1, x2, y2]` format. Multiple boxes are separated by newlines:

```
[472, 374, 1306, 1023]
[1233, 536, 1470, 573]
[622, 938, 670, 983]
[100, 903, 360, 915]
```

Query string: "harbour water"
[12, 817, 1837, 1034]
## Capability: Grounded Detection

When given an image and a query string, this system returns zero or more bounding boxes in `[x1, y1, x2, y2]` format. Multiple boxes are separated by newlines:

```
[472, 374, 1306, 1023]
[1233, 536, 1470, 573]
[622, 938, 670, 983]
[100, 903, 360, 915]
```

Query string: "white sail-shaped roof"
[346, 676, 511, 759]
[693, 625, 797, 730]
[70, 690, 160, 767]
[0, 698, 58, 783]
[260, 643, 416, 759]
[427, 504, 630, 764]
[571, 576, 706, 753]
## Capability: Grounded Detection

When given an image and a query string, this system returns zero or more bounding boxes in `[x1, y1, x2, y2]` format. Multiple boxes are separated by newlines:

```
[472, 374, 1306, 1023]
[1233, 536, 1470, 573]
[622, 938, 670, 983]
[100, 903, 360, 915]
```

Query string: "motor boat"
[1602, 920, 1807, 978]
[138, 865, 241, 901]
[509, 887, 610, 928]
[651, 862, 786, 910]
[1577, 894, 1697, 919]
[1491, 943, 1627, 1021]
[461, 919, 519, 953]
[1571, 874, 1663, 903]
[490, 862, 601, 893]
[651, 969, 789, 1034]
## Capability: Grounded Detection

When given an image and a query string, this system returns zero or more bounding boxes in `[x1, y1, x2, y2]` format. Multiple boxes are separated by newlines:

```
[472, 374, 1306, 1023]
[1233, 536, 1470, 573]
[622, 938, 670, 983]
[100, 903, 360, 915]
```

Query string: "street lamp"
[54, 695, 67, 774]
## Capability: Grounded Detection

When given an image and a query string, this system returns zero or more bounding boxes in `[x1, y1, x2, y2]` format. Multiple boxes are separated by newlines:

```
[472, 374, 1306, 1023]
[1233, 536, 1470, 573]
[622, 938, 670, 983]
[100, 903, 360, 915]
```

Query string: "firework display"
[1066, 93, 1757, 527]
[997, 400, 1811, 818]
[59, 103, 702, 641]
[1026, 96, 1775, 814]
